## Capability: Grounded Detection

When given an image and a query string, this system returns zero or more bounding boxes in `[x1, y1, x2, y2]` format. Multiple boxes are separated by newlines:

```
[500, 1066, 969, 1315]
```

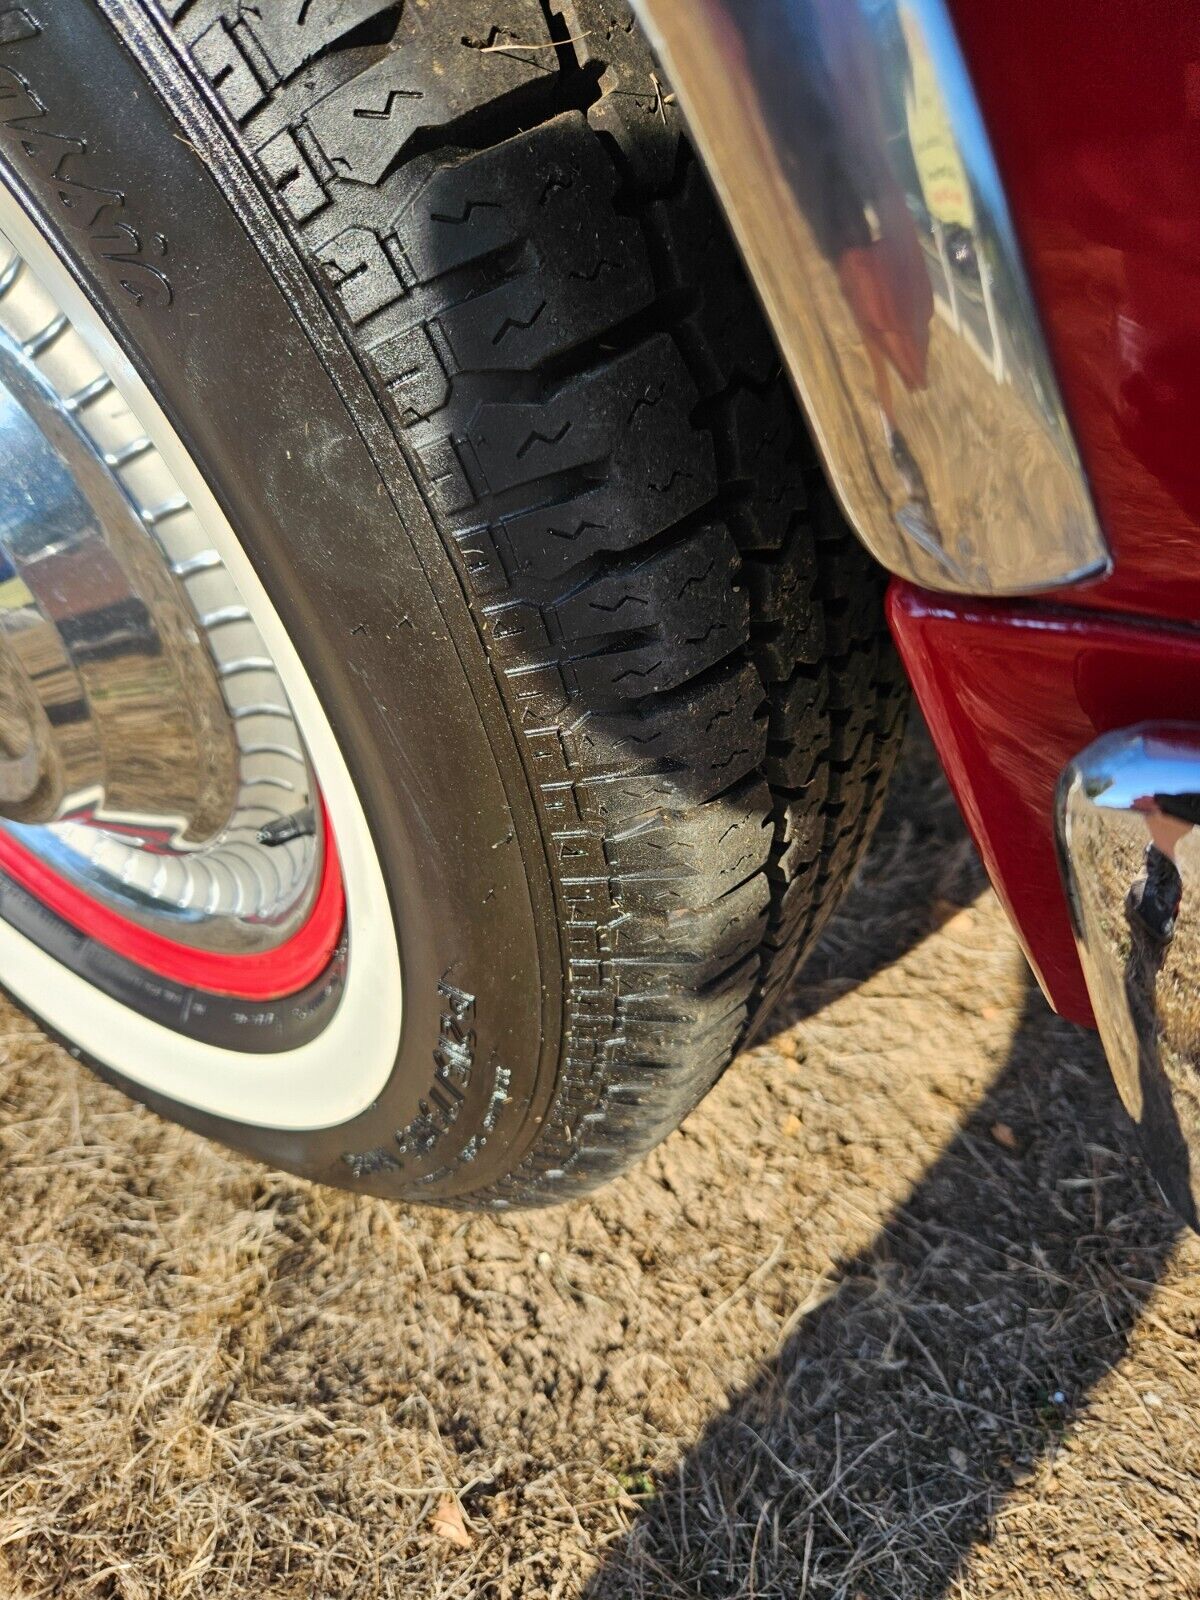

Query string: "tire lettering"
[0, 17, 174, 308]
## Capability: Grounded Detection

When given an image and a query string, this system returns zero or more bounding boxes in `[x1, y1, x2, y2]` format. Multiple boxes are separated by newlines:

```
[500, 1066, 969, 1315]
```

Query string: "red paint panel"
[889, 582, 1200, 1026]
[0, 806, 344, 1001]
[950, 0, 1200, 622]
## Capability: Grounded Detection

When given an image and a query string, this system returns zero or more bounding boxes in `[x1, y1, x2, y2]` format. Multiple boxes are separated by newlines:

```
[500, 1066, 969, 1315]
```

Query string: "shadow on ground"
[586, 732, 1182, 1600]
[0, 719, 1191, 1600]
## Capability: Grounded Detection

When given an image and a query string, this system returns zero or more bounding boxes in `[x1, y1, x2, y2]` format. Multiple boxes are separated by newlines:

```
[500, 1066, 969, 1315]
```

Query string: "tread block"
[367, 323, 450, 425]
[719, 383, 810, 553]
[497, 347, 715, 579]
[827, 640, 879, 763]
[372, 118, 656, 390]
[557, 524, 748, 699]
[316, 225, 405, 323]
[464, 396, 609, 499]
[618, 964, 751, 1046]
[607, 779, 773, 907]
[612, 874, 770, 974]
[192, 19, 266, 122]
[304, 0, 556, 186]
[767, 667, 831, 790]
[436, 221, 650, 378]
[567, 662, 766, 821]
[395, 115, 629, 283]
[559, 0, 682, 192]
[464, 334, 712, 507]
[257, 127, 328, 222]
[647, 161, 777, 391]
[774, 778, 831, 878]
[744, 536, 825, 679]
[243, 0, 395, 83]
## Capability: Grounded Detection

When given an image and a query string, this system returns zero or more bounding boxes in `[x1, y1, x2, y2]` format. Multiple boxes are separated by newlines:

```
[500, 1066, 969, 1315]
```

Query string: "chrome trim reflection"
[1057, 724, 1200, 1227]
[0, 321, 238, 838]
[630, 0, 1110, 595]
[0, 210, 323, 955]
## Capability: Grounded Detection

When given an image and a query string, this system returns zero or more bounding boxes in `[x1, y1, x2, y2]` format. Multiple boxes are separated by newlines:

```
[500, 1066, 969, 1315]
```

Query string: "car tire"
[0, 0, 906, 1204]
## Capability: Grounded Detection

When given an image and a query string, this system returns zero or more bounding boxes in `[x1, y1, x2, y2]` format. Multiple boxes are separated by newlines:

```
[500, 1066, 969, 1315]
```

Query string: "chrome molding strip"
[631, 0, 1110, 596]
[1057, 725, 1200, 1227]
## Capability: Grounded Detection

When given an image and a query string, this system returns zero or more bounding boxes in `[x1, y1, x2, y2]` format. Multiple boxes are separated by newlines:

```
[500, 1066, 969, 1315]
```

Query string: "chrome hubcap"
[0, 312, 239, 837]
[0, 224, 324, 955]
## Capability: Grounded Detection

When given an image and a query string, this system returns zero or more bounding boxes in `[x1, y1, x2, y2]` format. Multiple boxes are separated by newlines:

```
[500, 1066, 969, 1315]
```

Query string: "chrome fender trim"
[630, 0, 1109, 596]
[1058, 725, 1200, 1226]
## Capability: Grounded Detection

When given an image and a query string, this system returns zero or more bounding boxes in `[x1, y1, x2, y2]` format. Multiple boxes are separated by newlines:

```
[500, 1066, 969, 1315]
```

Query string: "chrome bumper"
[630, 0, 1109, 596]
[1058, 726, 1200, 1225]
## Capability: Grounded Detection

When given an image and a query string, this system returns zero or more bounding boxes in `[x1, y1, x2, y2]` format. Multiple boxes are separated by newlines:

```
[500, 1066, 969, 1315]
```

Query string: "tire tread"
[171, 0, 907, 1201]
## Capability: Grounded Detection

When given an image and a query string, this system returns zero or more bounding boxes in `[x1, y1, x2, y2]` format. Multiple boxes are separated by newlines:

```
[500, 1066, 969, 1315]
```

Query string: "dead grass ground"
[0, 721, 1197, 1599]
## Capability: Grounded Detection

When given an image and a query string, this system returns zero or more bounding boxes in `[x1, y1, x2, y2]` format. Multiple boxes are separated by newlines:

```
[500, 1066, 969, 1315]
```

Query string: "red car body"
[893, 1, 1200, 1026]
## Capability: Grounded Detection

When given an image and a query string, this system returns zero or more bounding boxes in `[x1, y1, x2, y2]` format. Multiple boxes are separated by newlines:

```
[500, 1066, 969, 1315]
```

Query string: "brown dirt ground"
[0, 719, 1198, 1599]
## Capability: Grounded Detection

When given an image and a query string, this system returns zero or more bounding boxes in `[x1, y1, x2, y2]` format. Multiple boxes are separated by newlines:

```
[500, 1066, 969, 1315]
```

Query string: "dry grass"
[0, 722, 1197, 1598]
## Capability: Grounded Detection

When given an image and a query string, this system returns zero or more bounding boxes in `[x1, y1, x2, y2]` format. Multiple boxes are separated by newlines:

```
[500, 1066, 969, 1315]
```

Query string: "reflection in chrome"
[630, 0, 1110, 595]
[0, 220, 323, 954]
[1057, 725, 1200, 1227]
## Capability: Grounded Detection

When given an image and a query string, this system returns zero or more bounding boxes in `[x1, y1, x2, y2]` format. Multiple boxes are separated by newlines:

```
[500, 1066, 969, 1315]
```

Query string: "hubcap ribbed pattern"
[0, 225, 323, 954]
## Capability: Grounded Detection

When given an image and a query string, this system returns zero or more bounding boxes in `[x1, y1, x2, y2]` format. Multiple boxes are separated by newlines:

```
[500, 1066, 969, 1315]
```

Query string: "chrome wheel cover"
[0, 224, 322, 954]
[0, 174, 402, 1129]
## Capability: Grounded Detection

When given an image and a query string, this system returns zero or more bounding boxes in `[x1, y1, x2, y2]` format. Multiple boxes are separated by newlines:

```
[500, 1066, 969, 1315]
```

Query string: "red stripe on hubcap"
[0, 804, 345, 1001]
